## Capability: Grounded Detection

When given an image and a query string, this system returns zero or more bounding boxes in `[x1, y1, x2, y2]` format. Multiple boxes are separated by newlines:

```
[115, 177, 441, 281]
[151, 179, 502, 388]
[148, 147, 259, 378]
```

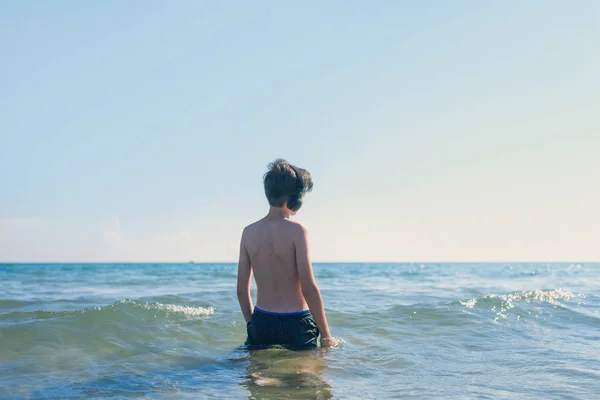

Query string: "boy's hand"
[320, 336, 336, 348]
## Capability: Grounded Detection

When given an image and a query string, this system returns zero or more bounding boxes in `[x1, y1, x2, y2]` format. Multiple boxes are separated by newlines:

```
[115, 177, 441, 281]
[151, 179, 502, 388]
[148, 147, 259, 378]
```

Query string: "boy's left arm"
[236, 229, 253, 323]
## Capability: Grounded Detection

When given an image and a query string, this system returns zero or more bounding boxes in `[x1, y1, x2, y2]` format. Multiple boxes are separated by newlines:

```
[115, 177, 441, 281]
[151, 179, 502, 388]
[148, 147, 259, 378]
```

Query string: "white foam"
[150, 303, 215, 318]
[460, 298, 478, 309]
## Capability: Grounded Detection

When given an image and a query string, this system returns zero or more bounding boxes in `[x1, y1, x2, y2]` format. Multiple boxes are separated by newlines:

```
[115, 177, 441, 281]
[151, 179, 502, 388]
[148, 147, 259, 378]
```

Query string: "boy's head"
[263, 159, 313, 212]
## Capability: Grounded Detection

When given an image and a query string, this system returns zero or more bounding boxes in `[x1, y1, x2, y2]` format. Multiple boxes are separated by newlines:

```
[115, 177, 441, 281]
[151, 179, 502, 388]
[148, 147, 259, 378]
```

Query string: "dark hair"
[263, 159, 314, 207]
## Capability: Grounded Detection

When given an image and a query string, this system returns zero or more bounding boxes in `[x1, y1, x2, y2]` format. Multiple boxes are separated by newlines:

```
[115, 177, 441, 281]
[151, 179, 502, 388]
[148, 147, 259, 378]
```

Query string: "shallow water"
[1, 263, 599, 399]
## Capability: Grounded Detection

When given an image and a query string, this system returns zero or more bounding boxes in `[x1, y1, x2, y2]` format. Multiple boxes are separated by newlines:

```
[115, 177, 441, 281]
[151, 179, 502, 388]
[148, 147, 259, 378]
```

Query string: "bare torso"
[244, 217, 308, 313]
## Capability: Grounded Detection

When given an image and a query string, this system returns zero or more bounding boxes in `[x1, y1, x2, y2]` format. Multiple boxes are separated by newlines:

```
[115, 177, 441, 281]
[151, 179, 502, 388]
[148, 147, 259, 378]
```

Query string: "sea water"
[1, 263, 599, 399]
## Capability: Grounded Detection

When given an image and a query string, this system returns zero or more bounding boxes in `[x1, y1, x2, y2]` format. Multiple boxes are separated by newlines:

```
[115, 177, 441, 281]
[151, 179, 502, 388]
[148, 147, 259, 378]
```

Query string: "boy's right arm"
[294, 224, 335, 347]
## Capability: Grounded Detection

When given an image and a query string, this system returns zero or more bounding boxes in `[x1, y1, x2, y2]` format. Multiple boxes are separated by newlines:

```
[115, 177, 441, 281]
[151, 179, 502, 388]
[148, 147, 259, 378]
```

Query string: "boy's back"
[236, 159, 335, 349]
[243, 217, 308, 312]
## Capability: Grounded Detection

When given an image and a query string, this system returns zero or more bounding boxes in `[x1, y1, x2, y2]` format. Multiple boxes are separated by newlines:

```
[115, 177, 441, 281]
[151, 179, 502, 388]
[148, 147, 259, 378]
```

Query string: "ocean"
[0, 263, 598, 399]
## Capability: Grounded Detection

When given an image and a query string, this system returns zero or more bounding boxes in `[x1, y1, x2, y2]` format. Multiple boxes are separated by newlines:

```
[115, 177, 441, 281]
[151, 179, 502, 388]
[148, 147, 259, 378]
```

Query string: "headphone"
[287, 165, 305, 212]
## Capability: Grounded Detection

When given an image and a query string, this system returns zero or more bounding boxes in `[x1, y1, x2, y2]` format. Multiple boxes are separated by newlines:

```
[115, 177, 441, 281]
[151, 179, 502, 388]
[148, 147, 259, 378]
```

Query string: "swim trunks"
[245, 306, 320, 350]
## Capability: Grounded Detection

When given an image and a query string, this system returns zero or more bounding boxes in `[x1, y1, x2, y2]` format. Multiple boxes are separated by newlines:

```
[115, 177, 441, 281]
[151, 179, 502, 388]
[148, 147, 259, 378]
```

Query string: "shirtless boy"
[236, 159, 335, 349]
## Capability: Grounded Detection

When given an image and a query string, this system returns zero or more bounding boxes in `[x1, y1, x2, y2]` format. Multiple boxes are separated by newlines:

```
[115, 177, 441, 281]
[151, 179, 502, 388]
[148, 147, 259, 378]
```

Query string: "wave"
[0, 300, 218, 364]
[354, 289, 591, 328]
[0, 299, 214, 324]
[456, 288, 589, 324]
[0, 299, 35, 308]
[459, 288, 581, 309]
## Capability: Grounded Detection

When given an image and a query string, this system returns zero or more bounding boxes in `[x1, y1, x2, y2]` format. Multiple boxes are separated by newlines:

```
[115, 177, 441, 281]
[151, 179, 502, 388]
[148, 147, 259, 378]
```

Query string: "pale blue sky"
[1, 1, 599, 262]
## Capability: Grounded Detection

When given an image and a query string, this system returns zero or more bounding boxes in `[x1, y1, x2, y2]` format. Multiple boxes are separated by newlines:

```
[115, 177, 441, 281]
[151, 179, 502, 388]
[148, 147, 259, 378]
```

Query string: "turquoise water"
[1, 263, 599, 399]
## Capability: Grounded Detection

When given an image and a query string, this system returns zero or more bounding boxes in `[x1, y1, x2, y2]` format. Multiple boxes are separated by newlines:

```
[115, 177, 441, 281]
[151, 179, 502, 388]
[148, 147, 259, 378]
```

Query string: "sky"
[1, 1, 599, 262]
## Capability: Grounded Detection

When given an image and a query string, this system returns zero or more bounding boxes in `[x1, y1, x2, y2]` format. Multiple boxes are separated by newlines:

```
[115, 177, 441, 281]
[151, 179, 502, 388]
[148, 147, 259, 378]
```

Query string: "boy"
[236, 159, 335, 349]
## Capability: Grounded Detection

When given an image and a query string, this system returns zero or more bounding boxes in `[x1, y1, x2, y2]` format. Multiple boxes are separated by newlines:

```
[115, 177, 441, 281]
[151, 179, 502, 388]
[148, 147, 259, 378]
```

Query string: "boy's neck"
[266, 206, 291, 220]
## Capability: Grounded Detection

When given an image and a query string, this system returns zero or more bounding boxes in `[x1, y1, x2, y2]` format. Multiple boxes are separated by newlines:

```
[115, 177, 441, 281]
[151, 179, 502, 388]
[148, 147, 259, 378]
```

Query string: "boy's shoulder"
[243, 218, 307, 236]
[285, 219, 308, 234]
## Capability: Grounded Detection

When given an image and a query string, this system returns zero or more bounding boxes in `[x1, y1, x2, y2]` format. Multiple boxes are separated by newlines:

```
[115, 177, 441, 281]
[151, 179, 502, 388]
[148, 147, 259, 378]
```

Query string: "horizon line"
[0, 260, 595, 264]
